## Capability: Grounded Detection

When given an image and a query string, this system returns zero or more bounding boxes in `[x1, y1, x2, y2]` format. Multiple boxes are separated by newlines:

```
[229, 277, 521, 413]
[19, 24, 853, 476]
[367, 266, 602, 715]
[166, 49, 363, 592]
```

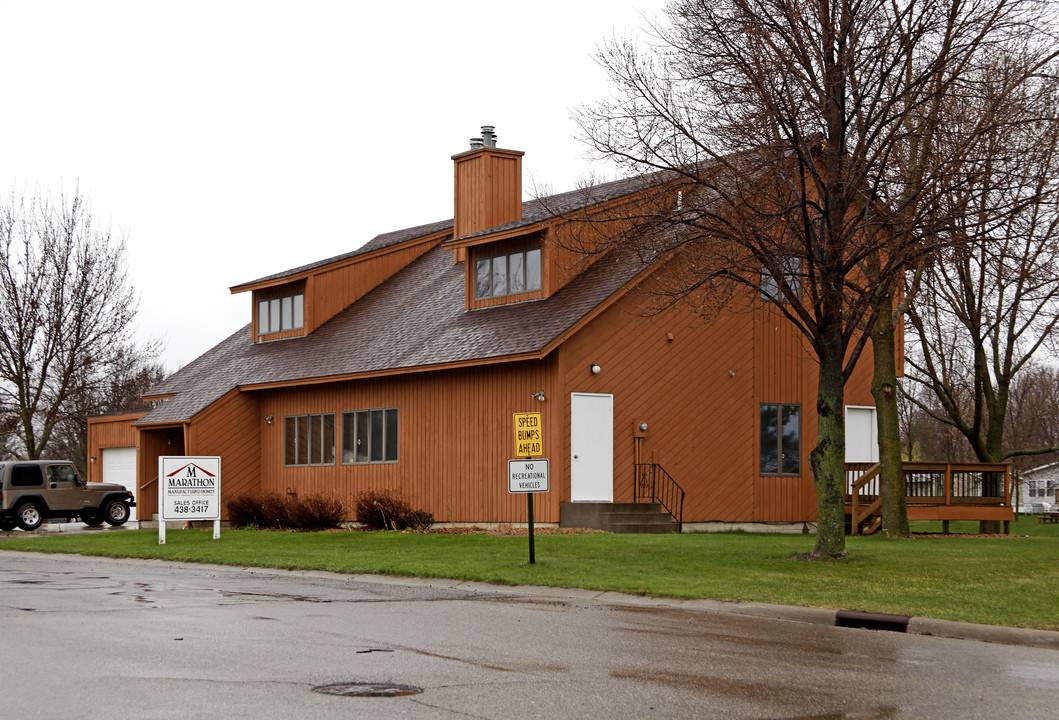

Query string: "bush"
[226, 492, 345, 531]
[226, 493, 269, 528]
[288, 493, 346, 530]
[353, 489, 434, 531]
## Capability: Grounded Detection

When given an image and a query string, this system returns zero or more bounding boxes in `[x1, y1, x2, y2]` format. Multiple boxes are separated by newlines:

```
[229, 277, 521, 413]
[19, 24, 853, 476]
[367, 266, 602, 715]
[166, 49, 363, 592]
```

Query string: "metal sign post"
[509, 461, 540, 563]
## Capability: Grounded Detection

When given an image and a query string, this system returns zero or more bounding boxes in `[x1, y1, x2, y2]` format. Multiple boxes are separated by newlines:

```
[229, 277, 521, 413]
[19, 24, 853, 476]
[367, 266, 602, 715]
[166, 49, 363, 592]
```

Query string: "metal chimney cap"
[469, 137, 484, 150]
[480, 125, 497, 148]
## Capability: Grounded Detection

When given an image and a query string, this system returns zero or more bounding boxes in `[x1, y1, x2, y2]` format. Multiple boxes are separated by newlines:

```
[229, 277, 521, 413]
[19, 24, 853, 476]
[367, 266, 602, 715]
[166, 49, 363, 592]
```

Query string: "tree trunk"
[811, 335, 849, 558]
[871, 299, 910, 537]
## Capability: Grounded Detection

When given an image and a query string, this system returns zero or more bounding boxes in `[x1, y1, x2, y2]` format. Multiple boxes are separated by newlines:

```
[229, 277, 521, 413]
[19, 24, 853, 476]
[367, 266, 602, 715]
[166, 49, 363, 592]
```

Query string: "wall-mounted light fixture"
[590, 363, 601, 374]
[165, 437, 172, 446]
[532, 390, 546, 402]
[639, 422, 648, 432]
[265, 414, 274, 424]
[90, 456, 97, 463]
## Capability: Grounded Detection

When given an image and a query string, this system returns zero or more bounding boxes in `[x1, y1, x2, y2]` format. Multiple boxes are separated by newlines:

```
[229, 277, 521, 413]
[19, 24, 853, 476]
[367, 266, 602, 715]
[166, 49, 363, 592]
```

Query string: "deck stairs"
[845, 510, 882, 535]
[559, 502, 678, 534]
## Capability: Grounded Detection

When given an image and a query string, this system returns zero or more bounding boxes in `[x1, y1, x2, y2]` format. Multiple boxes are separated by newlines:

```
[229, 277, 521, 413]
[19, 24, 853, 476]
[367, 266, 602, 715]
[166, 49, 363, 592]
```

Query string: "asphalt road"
[1, 550, 1057, 719]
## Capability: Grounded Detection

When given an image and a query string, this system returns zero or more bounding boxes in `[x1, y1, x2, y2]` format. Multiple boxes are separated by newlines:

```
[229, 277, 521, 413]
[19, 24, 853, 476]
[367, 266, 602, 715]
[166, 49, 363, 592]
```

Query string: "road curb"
[2, 550, 1056, 650]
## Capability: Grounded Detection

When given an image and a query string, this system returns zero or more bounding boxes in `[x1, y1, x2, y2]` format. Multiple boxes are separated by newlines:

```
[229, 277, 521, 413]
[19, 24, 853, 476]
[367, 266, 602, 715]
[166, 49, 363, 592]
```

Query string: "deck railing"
[845, 462, 1011, 534]
[634, 463, 685, 533]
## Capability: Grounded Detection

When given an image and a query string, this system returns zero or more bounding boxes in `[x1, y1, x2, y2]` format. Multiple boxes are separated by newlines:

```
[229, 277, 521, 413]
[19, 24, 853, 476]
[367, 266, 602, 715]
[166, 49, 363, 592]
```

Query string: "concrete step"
[559, 501, 677, 533]
[599, 511, 674, 524]
[609, 522, 677, 534]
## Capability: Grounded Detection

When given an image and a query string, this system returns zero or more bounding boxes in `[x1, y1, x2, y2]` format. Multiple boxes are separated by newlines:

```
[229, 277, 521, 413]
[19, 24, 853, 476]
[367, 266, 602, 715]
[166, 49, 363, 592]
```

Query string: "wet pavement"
[1, 550, 1057, 719]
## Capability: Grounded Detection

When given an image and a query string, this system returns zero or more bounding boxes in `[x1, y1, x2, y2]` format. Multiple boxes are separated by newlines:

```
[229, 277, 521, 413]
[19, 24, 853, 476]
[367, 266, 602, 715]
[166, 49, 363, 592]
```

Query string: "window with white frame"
[475, 248, 542, 299]
[341, 408, 398, 464]
[258, 293, 304, 335]
[760, 403, 801, 475]
[284, 413, 334, 466]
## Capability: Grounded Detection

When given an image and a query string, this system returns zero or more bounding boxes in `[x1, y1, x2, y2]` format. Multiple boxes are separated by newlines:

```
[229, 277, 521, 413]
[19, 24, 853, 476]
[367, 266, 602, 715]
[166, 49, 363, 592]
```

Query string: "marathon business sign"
[159, 456, 221, 521]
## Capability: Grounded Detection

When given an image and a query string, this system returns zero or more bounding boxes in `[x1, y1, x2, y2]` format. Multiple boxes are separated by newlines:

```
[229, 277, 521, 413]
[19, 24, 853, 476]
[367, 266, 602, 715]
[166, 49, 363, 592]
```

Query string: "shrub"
[226, 492, 345, 531]
[354, 489, 434, 531]
[226, 493, 269, 528]
[259, 493, 292, 528]
[288, 493, 346, 530]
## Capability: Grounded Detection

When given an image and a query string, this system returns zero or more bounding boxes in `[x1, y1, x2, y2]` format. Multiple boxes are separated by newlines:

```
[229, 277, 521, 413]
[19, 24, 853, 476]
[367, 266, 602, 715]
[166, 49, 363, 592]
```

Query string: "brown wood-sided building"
[87, 128, 880, 530]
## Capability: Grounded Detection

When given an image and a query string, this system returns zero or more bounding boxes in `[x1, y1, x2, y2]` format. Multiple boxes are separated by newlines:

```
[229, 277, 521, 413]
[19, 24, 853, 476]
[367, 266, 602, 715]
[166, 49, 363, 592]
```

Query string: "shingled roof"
[138, 171, 671, 426]
[139, 242, 651, 425]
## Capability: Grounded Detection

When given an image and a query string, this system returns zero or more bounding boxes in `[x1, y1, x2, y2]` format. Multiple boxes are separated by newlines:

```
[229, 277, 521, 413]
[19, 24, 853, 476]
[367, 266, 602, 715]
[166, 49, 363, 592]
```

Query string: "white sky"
[0, 0, 667, 371]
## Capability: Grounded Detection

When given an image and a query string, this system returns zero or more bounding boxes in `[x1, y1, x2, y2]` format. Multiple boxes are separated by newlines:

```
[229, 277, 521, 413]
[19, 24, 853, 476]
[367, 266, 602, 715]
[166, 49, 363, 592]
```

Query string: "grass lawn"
[1, 516, 1056, 630]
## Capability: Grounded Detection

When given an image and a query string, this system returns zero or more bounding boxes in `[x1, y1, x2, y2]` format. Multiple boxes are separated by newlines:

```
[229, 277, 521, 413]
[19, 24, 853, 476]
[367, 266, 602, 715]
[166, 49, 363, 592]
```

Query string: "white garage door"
[102, 447, 138, 521]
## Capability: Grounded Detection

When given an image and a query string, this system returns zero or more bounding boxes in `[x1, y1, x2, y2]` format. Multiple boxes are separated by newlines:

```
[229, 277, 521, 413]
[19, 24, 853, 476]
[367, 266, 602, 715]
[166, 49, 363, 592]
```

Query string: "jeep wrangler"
[0, 460, 136, 531]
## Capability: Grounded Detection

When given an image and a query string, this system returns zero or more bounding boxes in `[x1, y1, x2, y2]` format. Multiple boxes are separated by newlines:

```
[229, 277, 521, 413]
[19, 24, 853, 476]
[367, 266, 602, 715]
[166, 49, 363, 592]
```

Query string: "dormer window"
[258, 293, 304, 335]
[475, 247, 542, 299]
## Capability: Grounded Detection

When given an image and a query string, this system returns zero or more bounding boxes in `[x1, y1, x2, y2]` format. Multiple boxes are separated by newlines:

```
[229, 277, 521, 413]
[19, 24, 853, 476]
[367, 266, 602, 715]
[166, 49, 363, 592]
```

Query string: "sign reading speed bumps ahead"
[508, 459, 549, 493]
[512, 412, 543, 457]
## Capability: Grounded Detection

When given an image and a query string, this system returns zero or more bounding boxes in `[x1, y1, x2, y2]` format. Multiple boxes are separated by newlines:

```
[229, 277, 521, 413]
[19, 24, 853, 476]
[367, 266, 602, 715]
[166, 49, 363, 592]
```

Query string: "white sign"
[508, 459, 549, 493]
[160, 456, 221, 520]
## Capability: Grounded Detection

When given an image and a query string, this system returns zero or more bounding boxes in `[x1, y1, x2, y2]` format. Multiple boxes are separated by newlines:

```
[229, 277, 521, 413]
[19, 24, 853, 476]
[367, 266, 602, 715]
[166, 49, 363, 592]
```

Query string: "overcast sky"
[1, 0, 667, 370]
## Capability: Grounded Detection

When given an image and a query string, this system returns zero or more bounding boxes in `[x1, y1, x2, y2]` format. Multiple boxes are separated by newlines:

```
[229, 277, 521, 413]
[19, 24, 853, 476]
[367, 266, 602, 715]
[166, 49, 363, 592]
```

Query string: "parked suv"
[0, 460, 136, 531]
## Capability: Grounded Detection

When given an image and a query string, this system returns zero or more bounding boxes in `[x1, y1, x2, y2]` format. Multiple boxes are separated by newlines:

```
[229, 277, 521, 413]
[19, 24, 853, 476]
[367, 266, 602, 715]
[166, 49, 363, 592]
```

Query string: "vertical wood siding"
[453, 148, 523, 239]
[186, 389, 263, 513]
[310, 240, 439, 332]
[256, 358, 559, 523]
[135, 427, 185, 523]
[559, 289, 758, 521]
[86, 413, 146, 483]
[558, 283, 875, 524]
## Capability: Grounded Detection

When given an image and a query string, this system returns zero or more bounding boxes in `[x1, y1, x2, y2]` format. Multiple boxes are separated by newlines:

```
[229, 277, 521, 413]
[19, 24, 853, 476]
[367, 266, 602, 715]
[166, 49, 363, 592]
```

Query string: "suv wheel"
[104, 500, 130, 526]
[81, 510, 104, 527]
[16, 502, 44, 531]
[0, 517, 17, 531]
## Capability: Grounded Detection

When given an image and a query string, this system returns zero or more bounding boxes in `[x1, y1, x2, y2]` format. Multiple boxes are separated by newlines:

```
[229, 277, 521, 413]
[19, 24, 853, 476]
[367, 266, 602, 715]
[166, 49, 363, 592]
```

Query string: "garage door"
[102, 447, 138, 521]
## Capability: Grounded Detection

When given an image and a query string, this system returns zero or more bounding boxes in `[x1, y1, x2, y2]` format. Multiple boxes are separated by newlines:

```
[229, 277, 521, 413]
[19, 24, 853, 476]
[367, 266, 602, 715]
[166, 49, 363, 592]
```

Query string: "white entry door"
[102, 447, 138, 520]
[571, 393, 614, 502]
[845, 406, 879, 463]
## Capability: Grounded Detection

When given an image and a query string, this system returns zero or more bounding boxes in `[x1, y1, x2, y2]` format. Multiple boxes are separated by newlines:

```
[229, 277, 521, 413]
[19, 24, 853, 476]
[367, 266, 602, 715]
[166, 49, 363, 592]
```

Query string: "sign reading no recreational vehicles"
[508, 459, 549, 493]
[159, 456, 221, 521]
[513, 412, 543, 457]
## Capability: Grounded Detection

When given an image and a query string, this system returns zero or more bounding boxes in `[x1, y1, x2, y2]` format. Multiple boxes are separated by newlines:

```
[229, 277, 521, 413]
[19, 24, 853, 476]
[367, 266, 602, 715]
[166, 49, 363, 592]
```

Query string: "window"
[284, 413, 335, 466]
[760, 257, 801, 303]
[259, 293, 304, 335]
[47, 465, 78, 483]
[475, 248, 542, 299]
[11, 464, 44, 487]
[341, 408, 398, 464]
[760, 403, 801, 475]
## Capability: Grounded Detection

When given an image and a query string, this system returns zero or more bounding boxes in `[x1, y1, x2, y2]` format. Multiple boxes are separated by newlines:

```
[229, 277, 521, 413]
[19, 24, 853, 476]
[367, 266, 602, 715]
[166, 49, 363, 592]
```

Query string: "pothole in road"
[313, 682, 423, 698]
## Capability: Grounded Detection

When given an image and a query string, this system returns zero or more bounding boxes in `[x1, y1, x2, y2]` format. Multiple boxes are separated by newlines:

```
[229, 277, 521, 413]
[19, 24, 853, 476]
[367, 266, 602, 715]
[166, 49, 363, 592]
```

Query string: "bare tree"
[48, 348, 167, 479]
[575, 0, 1057, 556]
[904, 65, 1059, 531]
[0, 187, 152, 462]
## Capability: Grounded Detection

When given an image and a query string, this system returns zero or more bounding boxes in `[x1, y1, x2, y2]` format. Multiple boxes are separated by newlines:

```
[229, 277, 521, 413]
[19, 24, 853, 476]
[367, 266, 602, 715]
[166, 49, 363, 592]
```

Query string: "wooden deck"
[845, 462, 1013, 534]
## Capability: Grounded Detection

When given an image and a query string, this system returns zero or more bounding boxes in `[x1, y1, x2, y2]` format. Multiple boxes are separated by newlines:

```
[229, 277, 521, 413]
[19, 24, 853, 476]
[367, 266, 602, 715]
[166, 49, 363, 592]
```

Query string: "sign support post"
[527, 477, 535, 564]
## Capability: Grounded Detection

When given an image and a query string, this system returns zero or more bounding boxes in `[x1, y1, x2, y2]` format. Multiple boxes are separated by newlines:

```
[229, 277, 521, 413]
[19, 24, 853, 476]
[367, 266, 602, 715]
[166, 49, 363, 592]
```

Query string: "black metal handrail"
[634, 463, 685, 533]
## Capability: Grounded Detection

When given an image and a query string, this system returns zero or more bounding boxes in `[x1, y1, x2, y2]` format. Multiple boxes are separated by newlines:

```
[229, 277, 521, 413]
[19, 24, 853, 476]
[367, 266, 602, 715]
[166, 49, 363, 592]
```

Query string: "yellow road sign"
[513, 412, 543, 457]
